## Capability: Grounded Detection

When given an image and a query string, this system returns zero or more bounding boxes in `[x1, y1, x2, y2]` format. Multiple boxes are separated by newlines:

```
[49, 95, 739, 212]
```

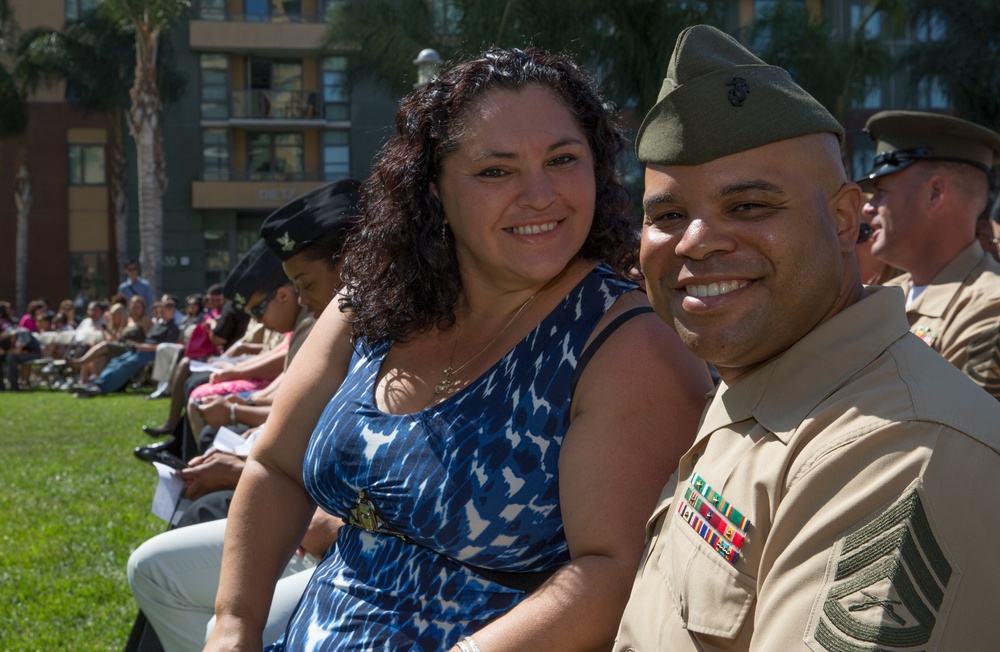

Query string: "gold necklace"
[434, 293, 537, 395]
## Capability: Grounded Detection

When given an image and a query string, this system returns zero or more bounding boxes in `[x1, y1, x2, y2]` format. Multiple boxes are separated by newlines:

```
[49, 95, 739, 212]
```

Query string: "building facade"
[0, 0, 397, 310]
[0, 0, 963, 310]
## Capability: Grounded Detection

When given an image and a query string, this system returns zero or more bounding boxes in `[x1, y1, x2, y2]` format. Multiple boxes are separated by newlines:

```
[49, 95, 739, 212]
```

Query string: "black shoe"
[142, 425, 173, 437]
[133, 439, 180, 463]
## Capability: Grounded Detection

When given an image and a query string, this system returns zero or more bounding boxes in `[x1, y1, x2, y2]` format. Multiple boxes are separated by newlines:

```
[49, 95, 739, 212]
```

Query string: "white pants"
[152, 343, 185, 384]
[127, 518, 315, 652]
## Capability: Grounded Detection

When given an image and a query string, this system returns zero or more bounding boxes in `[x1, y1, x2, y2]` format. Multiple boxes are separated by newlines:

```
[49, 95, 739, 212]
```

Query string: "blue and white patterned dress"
[267, 264, 638, 651]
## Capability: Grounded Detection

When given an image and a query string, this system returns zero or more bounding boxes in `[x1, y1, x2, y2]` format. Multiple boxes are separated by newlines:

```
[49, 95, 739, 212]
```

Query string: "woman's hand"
[296, 509, 344, 560]
[197, 395, 235, 428]
[179, 450, 246, 500]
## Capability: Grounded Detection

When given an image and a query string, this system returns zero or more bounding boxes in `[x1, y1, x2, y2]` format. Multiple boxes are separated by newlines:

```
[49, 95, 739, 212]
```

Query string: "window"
[65, 0, 100, 21]
[203, 129, 230, 181]
[201, 54, 230, 119]
[850, 85, 883, 110]
[68, 144, 106, 185]
[851, 133, 877, 183]
[754, 0, 803, 20]
[849, 2, 881, 38]
[430, 0, 462, 35]
[915, 76, 949, 110]
[244, 0, 303, 22]
[916, 12, 946, 41]
[322, 56, 349, 121]
[322, 130, 350, 180]
[248, 132, 304, 180]
[69, 252, 108, 305]
[203, 230, 233, 287]
[270, 0, 303, 22]
[200, 0, 226, 20]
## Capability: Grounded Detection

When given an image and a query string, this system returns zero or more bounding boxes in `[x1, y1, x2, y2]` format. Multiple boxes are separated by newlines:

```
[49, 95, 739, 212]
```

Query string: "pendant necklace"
[433, 293, 537, 395]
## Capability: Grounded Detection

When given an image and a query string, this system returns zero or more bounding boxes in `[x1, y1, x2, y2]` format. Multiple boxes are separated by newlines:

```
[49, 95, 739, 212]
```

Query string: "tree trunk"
[13, 147, 32, 314]
[128, 28, 164, 296]
[110, 112, 129, 281]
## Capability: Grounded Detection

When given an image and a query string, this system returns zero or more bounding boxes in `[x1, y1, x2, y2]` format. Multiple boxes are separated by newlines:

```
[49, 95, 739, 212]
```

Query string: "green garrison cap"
[636, 25, 844, 165]
[857, 110, 1000, 188]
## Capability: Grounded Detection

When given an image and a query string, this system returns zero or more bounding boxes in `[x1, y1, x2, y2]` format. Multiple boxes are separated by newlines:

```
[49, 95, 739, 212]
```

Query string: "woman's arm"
[204, 299, 355, 652]
[451, 292, 712, 651]
[209, 343, 289, 383]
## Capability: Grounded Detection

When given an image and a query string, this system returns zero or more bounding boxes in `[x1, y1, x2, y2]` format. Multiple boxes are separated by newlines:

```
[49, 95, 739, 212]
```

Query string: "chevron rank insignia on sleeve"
[809, 485, 959, 651]
[963, 323, 1000, 392]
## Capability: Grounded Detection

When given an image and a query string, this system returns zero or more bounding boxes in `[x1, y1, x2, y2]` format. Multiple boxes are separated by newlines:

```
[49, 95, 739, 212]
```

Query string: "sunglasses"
[857, 223, 874, 244]
[248, 288, 277, 320]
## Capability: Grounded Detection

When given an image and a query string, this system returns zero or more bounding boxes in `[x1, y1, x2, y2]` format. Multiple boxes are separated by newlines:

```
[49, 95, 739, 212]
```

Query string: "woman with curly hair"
[207, 47, 711, 651]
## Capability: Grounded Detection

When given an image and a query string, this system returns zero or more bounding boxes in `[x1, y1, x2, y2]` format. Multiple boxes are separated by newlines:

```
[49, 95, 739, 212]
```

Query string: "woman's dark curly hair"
[341, 46, 635, 343]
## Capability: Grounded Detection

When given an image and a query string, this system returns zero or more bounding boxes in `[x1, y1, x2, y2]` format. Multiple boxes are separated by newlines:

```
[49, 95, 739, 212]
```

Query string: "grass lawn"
[0, 389, 168, 651]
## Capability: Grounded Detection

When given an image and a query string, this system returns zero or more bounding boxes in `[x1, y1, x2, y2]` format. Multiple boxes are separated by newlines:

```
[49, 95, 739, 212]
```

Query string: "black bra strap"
[570, 306, 655, 400]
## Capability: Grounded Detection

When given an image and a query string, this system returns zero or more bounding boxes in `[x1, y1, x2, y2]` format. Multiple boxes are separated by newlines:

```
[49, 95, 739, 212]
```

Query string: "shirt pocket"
[659, 507, 756, 639]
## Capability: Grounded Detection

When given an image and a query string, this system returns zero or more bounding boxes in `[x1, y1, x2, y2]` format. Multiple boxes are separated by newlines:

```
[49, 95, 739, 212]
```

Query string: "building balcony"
[202, 91, 350, 129]
[234, 89, 319, 119]
[189, 14, 330, 55]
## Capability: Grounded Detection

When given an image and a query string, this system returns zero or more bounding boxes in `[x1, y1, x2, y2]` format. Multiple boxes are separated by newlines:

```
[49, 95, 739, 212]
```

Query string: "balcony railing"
[198, 9, 327, 24]
[231, 90, 322, 120]
[202, 170, 336, 182]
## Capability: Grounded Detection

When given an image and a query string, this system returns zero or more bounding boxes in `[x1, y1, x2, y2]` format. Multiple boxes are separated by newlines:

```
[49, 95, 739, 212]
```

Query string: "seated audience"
[72, 298, 180, 397]
[0, 301, 15, 330]
[0, 325, 42, 390]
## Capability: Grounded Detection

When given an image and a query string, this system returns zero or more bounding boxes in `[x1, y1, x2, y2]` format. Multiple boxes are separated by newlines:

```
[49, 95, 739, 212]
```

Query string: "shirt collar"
[699, 286, 911, 443]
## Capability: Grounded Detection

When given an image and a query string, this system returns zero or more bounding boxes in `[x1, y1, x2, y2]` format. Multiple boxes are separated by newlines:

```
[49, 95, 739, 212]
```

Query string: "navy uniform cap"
[222, 239, 288, 311]
[259, 178, 362, 261]
[858, 110, 1000, 190]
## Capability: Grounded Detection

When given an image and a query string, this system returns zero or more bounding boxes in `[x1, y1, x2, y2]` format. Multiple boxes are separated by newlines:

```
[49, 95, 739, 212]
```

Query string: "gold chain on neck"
[433, 293, 537, 395]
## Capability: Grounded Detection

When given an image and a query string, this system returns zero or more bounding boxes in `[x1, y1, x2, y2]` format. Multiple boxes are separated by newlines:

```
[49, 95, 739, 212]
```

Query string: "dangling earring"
[441, 221, 449, 240]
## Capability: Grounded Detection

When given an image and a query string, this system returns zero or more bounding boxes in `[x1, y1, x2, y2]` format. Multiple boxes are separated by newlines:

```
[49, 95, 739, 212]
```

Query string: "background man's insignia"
[912, 324, 938, 347]
[811, 488, 958, 651]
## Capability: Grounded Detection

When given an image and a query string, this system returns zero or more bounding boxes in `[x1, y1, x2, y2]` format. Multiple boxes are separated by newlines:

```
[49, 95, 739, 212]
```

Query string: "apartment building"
[0, 0, 956, 307]
[0, 0, 397, 306]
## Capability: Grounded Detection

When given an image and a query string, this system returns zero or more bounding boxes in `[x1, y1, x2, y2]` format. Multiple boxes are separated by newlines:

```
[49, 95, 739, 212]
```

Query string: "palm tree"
[100, 0, 191, 296]
[904, 0, 1000, 130]
[323, 0, 728, 116]
[744, 0, 904, 126]
[18, 9, 186, 285]
[0, 0, 31, 314]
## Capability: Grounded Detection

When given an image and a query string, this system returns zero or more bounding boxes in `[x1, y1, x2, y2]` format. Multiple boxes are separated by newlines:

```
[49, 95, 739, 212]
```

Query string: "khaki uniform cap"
[637, 24, 843, 165]
[858, 110, 1000, 188]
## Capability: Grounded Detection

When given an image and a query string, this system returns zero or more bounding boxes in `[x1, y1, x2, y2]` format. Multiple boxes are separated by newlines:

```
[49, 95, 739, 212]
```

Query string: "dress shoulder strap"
[570, 306, 655, 400]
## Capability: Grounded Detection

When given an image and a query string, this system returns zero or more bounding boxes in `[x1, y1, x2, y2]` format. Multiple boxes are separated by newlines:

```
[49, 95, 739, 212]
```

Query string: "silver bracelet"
[461, 636, 482, 652]
[455, 640, 473, 652]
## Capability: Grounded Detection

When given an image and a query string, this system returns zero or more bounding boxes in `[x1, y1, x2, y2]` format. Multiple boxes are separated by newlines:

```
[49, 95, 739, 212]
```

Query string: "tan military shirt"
[885, 241, 1000, 399]
[614, 286, 1000, 651]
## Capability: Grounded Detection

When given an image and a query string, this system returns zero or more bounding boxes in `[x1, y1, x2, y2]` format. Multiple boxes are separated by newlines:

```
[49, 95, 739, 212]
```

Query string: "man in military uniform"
[614, 25, 1000, 651]
[859, 110, 1000, 399]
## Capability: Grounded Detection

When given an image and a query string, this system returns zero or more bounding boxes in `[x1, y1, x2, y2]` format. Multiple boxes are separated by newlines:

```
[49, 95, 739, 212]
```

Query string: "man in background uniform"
[859, 110, 1000, 399]
[614, 25, 1000, 651]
